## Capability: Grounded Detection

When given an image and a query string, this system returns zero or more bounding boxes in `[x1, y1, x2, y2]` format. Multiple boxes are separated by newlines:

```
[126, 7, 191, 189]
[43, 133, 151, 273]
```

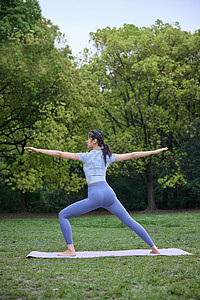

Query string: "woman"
[25, 129, 168, 256]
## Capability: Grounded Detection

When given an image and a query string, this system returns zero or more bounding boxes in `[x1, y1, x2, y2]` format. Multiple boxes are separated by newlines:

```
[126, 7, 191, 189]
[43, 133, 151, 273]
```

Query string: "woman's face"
[86, 136, 94, 148]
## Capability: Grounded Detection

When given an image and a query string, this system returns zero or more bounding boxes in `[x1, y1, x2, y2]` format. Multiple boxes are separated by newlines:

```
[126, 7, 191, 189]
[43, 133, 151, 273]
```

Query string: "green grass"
[0, 211, 200, 299]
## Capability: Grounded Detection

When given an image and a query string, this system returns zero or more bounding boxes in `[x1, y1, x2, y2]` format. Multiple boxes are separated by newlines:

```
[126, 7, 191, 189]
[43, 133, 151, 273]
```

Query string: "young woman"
[25, 129, 168, 256]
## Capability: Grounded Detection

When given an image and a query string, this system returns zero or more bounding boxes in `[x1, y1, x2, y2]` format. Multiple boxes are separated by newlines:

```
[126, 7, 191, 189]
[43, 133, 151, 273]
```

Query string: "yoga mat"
[26, 248, 193, 259]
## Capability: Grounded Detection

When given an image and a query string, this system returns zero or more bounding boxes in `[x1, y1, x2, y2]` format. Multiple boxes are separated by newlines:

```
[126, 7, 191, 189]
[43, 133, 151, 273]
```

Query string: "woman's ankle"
[150, 245, 160, 254]
[67, 244, 75, 252]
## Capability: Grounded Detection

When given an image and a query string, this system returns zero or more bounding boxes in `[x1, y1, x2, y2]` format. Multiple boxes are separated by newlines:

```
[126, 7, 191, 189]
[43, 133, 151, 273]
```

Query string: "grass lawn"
[0, 211, 200, 299]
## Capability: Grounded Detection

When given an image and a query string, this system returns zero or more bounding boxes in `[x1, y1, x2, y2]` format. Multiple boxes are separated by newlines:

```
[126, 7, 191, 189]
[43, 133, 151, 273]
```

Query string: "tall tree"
[0, 19, 103, 211]
[87, 20, 200, 210]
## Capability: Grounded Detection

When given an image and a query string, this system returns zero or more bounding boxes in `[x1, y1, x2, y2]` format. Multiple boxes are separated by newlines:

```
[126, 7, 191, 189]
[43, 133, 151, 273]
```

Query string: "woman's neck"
[92, 146, 101, 150]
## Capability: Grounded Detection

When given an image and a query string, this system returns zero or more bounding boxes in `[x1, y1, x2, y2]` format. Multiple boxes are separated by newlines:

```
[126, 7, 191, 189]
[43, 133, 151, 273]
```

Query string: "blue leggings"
[58, 181, 154, 247]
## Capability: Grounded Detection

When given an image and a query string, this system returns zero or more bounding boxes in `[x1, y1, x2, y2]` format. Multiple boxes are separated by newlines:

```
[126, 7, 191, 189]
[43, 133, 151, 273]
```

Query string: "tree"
[0, 18, 103, 211]
[179, 121, 200, 205]
[0, 0, 42, 40]
[87, 21, 200, 210]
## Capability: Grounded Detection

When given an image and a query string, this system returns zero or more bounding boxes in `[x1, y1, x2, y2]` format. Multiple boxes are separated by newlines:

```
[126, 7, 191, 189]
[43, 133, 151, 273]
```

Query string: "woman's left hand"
[24, 147, 39, 153]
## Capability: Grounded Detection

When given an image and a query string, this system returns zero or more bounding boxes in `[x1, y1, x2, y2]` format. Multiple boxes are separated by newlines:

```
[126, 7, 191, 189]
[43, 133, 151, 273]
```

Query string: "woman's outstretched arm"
[24, 147, 79, 160]
[115, 147, 168, 162]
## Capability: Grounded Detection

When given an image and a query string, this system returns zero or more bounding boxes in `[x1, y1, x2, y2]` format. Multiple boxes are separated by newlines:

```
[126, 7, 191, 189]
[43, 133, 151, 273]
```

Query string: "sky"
[38, 0, 200, 56]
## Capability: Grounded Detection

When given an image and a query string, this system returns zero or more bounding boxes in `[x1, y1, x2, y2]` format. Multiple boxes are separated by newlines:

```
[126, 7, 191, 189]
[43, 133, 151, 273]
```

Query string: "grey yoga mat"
[26, 248, 193, 258]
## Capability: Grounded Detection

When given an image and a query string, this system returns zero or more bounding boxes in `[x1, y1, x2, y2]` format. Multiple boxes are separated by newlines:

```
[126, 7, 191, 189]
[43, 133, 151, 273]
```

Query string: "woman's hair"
[88, 130, 112, 165]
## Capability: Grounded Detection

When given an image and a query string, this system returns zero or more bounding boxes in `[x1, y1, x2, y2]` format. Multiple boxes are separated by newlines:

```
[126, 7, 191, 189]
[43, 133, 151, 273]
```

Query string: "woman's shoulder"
[77, 151, 90, 162]
[107, 153, 116, 164]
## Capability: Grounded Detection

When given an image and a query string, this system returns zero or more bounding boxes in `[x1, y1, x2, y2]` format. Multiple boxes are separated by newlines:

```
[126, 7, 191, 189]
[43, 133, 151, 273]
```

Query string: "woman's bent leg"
[59, 198, 100, 245]
[106, 199, 154, 248]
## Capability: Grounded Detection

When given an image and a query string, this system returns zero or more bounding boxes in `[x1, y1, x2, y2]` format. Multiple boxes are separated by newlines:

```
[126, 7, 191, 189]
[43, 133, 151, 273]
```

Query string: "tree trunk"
[163, 190, 168, 209]
[145, 163, 157, 211]
[20, 192, 27, 212]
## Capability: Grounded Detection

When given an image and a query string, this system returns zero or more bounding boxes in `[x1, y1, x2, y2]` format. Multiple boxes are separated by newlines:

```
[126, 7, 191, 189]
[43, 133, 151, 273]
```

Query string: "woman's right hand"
[24, 147, 39, 153]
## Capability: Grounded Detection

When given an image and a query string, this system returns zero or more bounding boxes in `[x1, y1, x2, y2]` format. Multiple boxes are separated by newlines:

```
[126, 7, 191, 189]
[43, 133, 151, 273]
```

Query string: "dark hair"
[88, 130, 112, 166]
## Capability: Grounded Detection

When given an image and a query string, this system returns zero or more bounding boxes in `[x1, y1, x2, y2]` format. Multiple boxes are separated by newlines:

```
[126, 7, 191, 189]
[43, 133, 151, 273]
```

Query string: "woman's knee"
[58, 207, 70, 220]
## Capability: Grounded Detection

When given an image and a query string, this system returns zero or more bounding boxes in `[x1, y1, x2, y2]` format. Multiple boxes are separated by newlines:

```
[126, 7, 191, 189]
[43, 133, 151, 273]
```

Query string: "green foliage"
[158, 169, 187, 189]
[179, 121, 200, 197]
[0, 0, 42, 40]
[0, 21, 66, 187]
[0, 18, 103, 197]
[87, 21, 200, 209]
[0, 178, 20, 213]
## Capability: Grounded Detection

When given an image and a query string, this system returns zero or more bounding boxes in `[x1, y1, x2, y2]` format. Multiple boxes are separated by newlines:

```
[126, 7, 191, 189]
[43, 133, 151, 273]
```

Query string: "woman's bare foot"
[57, 250, 76, 257]
[150, 245, 160, 254]
[57, 244, 76, 257]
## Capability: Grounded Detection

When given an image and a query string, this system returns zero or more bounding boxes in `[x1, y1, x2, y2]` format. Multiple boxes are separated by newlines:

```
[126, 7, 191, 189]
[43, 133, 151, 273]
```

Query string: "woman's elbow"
[57, 151, 63, 158]
[131, 153, 137, 159]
